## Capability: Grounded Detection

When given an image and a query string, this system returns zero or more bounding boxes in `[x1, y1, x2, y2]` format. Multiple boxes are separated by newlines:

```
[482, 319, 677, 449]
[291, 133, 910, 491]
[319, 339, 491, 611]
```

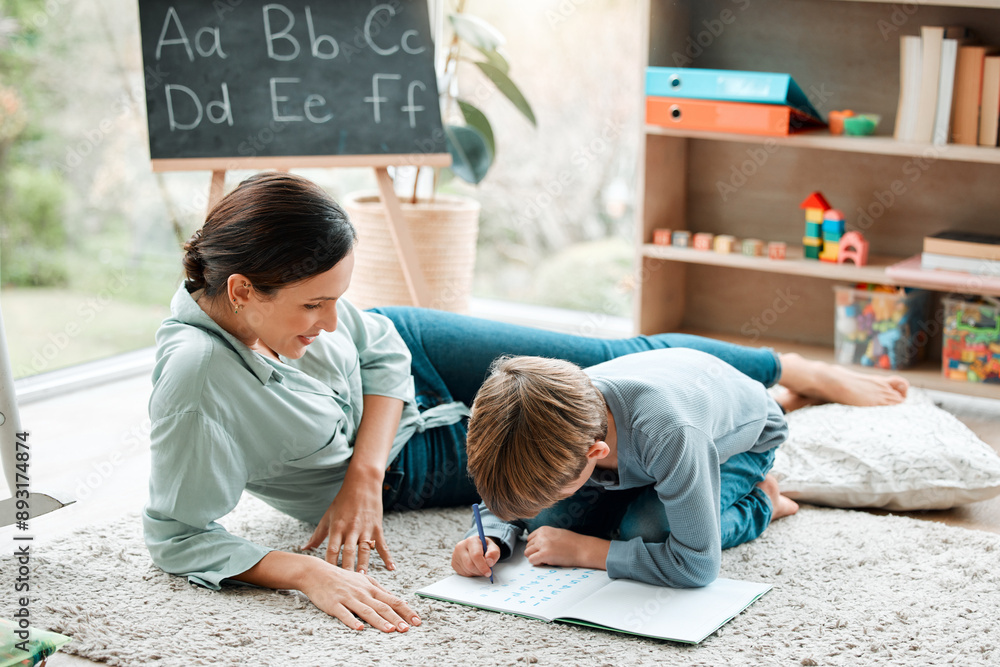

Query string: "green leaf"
[480, 48, 509, 75]
[448, 13, 504, 52]
[444, 124, 493, 185]
[474, 61, 537, 127]
[457, 100, 496, 158]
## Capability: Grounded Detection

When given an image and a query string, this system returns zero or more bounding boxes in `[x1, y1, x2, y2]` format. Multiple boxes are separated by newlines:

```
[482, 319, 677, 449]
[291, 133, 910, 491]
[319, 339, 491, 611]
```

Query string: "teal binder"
[645, 67, 824, 122]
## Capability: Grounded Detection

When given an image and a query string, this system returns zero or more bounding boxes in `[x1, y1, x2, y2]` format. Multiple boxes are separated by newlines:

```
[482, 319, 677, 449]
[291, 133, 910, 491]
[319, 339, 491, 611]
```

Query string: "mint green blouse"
[143, 286, 421, 589]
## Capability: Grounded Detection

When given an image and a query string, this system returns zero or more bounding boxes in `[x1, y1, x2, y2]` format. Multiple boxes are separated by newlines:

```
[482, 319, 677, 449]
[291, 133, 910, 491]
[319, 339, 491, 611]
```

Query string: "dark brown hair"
[182, 172, 357, 297]
[466, 356, 608, 521]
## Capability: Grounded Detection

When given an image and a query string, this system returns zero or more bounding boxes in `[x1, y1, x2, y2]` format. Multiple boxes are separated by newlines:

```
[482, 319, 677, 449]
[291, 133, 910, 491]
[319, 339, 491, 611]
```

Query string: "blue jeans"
[371, 307, 780, 549]
[517, 448, 776, 549]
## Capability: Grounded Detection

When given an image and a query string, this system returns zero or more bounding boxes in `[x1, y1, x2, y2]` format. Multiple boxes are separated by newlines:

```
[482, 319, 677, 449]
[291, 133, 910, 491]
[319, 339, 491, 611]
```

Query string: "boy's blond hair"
[466, 356, 608, 521]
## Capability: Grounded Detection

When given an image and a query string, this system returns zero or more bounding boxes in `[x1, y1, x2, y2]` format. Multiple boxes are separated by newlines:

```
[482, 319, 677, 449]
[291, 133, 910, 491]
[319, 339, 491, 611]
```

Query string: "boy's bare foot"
[771, 386, 825, 414]
[757, 474, 799, 521]
[777, 353, 908, 407]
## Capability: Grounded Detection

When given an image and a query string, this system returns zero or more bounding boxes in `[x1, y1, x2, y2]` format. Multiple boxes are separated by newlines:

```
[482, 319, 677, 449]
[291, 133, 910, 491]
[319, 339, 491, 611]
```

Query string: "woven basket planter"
[342, 192, 481, 313]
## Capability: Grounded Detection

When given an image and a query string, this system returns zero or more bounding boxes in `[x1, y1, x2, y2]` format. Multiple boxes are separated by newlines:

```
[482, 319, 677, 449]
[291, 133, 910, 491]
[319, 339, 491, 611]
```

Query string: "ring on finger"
[359, 539, 376, 549]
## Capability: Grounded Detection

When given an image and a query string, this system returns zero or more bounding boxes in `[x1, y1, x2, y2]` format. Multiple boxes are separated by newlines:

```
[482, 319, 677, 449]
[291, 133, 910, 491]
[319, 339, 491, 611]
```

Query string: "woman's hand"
[232, 550, 420, 633]
[300, 560, 419, 632]
[524, 526, 610, 570]
[303, 472, 394, 572]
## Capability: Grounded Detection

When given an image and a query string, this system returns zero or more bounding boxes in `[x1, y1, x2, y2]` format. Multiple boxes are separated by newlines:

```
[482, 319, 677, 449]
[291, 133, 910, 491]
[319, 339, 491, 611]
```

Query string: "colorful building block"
[837, 231, 869, 266]
[693, 232, 714, 250]
[713, 234, 736, 253]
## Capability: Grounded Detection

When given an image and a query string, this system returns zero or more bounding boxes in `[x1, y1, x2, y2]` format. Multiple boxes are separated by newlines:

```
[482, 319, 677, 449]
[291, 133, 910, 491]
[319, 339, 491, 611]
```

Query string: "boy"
[451, 348, 799, 588]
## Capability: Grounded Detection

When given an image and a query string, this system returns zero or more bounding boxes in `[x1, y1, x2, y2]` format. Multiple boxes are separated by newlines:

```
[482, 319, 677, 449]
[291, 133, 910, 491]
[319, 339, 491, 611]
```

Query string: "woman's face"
[244, 250, 355, 360]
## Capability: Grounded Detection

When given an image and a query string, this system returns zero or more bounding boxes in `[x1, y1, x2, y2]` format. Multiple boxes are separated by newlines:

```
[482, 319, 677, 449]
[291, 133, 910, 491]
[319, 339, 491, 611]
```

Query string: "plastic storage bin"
[833, 285, 931, 370]
[942, 296, 1000, 384]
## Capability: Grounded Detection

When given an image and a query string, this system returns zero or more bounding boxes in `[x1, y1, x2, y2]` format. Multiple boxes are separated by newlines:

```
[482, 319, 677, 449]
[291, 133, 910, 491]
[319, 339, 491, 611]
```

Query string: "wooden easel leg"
[374, 167, 430, 308]
[207, 170, 226, 217]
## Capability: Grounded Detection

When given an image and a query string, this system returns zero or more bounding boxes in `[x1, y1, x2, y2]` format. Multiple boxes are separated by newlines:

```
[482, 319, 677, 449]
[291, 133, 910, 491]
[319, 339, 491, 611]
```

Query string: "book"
[932, 38, 960, 145]
[895, 35, 923, 142]
[922, 252, 1000, 275]
[645, 67, 824, 121]
[416, 545, 772, 644]
[952, 45, 998, 145]
[887, 255, 1000, 292]
[646, 97, 824, 136]
[913, 26, 946, 143]
[979, 55, 1000, 146]
[924, 230, 1000, 260]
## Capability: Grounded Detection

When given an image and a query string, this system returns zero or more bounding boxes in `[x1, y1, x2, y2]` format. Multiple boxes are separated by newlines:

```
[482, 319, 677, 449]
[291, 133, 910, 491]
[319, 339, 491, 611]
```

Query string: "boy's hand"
[451, 535, 501, 578]
[525, 527, 610, 570]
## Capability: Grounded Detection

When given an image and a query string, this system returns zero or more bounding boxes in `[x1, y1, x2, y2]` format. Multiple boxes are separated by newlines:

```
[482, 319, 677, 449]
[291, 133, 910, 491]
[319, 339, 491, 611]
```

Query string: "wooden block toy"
[713, 234, 736, 253]
[672, 230, 691, 247]
[837, 231, 869, 266]
[822, 210, 845, 235]
[799, 191, 831, 221]
[652, 228, 672, 245]
[805, 221, 821, 237]
[767, 241, 786, 260]
[803, 235, 823, 260]
[741, 238, 764, 256]
[693, 232, 715, 250]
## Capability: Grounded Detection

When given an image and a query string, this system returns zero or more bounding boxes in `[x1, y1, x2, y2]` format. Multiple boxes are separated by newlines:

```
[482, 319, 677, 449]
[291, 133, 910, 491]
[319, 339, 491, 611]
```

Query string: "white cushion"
[771, 389, 1000, 510]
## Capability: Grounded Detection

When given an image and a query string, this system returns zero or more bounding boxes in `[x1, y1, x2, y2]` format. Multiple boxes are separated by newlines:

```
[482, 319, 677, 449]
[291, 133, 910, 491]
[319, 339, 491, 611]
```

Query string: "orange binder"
[646, 97, 824, 136]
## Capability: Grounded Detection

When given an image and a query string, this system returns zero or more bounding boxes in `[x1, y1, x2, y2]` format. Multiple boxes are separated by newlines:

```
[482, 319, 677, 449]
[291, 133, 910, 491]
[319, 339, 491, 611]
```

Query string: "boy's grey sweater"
[472, 348, 787, 588]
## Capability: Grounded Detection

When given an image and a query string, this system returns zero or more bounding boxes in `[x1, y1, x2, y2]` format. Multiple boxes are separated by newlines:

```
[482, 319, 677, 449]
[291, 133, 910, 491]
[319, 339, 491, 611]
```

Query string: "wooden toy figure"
[837, 231, 869, 266]
[800, 191, 831, 260]
[819, 209, 846, 263]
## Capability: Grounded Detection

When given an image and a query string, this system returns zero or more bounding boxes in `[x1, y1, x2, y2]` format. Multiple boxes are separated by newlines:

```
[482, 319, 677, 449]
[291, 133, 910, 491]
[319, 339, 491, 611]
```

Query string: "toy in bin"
[834, 284, 930, 370]
[942, 296, 1000, 384]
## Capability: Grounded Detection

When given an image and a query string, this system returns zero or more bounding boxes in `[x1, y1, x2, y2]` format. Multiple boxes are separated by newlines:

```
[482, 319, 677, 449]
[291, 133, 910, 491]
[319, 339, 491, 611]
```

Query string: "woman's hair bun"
[182, 229, 207, 292]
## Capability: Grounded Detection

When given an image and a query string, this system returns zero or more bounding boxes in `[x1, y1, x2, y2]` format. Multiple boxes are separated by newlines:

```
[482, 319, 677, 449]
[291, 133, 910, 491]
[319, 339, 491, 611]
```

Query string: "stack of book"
[922, 231, 1000, 277]
[645, 68, 825, 137]
[894, 26, 1000, 147]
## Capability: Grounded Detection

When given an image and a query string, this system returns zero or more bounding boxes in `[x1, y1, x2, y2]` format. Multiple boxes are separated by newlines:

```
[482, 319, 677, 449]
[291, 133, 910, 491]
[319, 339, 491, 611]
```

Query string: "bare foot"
[757, 474, 799, 521]
[777, 353, 908, 407]
[771, 385, 825, 414]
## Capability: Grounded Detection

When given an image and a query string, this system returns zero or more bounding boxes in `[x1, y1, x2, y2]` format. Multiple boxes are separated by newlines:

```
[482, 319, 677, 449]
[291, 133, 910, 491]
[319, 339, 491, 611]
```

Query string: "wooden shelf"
[826, 0, 1000, 9]
[641, 244, 901, 284]
[641, 246, 1000, 297]
[644, 126, 1000, 165]
[636, 0, 1000, 400]
[685, 329, 1000, 401]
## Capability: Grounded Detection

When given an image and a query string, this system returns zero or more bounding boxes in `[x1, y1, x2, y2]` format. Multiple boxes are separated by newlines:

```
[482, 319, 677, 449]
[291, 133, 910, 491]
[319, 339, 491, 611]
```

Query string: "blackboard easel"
[139, 0, 453, 306]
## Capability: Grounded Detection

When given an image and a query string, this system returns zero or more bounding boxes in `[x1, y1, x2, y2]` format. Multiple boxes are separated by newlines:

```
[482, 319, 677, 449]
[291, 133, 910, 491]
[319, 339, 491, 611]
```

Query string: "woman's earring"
[233, 298, 240, 315]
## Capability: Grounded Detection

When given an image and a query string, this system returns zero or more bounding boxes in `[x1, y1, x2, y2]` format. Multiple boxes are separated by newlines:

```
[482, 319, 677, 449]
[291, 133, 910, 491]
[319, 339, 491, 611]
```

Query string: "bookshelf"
[636, 0, 1000, 399]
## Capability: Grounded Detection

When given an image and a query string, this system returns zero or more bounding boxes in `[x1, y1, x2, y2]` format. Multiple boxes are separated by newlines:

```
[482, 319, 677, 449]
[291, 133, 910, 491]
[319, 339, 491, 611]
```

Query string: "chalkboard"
[137, 0, 450, 169]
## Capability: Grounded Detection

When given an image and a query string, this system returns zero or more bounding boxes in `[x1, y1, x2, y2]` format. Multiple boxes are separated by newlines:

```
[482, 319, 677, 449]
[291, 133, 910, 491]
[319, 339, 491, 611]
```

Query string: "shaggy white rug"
[25, 496, 1000, 666]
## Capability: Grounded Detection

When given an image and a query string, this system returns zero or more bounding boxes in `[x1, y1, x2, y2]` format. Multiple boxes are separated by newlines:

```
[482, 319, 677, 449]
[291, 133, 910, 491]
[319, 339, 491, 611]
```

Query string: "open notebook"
[416, 545, 771, 644]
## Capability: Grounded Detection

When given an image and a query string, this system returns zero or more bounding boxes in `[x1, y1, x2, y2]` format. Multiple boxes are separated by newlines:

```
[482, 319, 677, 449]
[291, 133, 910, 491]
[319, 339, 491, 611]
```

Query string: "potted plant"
[343, 1, 535, 313]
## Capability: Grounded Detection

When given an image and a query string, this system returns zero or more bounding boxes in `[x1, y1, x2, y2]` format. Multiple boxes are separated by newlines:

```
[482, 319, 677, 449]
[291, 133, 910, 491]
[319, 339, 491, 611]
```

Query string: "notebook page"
[416, 545, 611, 622]
[556, 577, 772, 643]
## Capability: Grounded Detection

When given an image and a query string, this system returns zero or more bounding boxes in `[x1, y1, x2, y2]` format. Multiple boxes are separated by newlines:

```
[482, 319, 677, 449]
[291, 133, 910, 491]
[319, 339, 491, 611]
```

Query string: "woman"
[144, 172, 908, 633]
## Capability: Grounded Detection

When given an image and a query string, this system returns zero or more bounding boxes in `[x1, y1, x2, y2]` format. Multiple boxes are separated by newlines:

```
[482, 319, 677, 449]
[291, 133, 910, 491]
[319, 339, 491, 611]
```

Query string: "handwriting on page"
[471, 566, 597, 608]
